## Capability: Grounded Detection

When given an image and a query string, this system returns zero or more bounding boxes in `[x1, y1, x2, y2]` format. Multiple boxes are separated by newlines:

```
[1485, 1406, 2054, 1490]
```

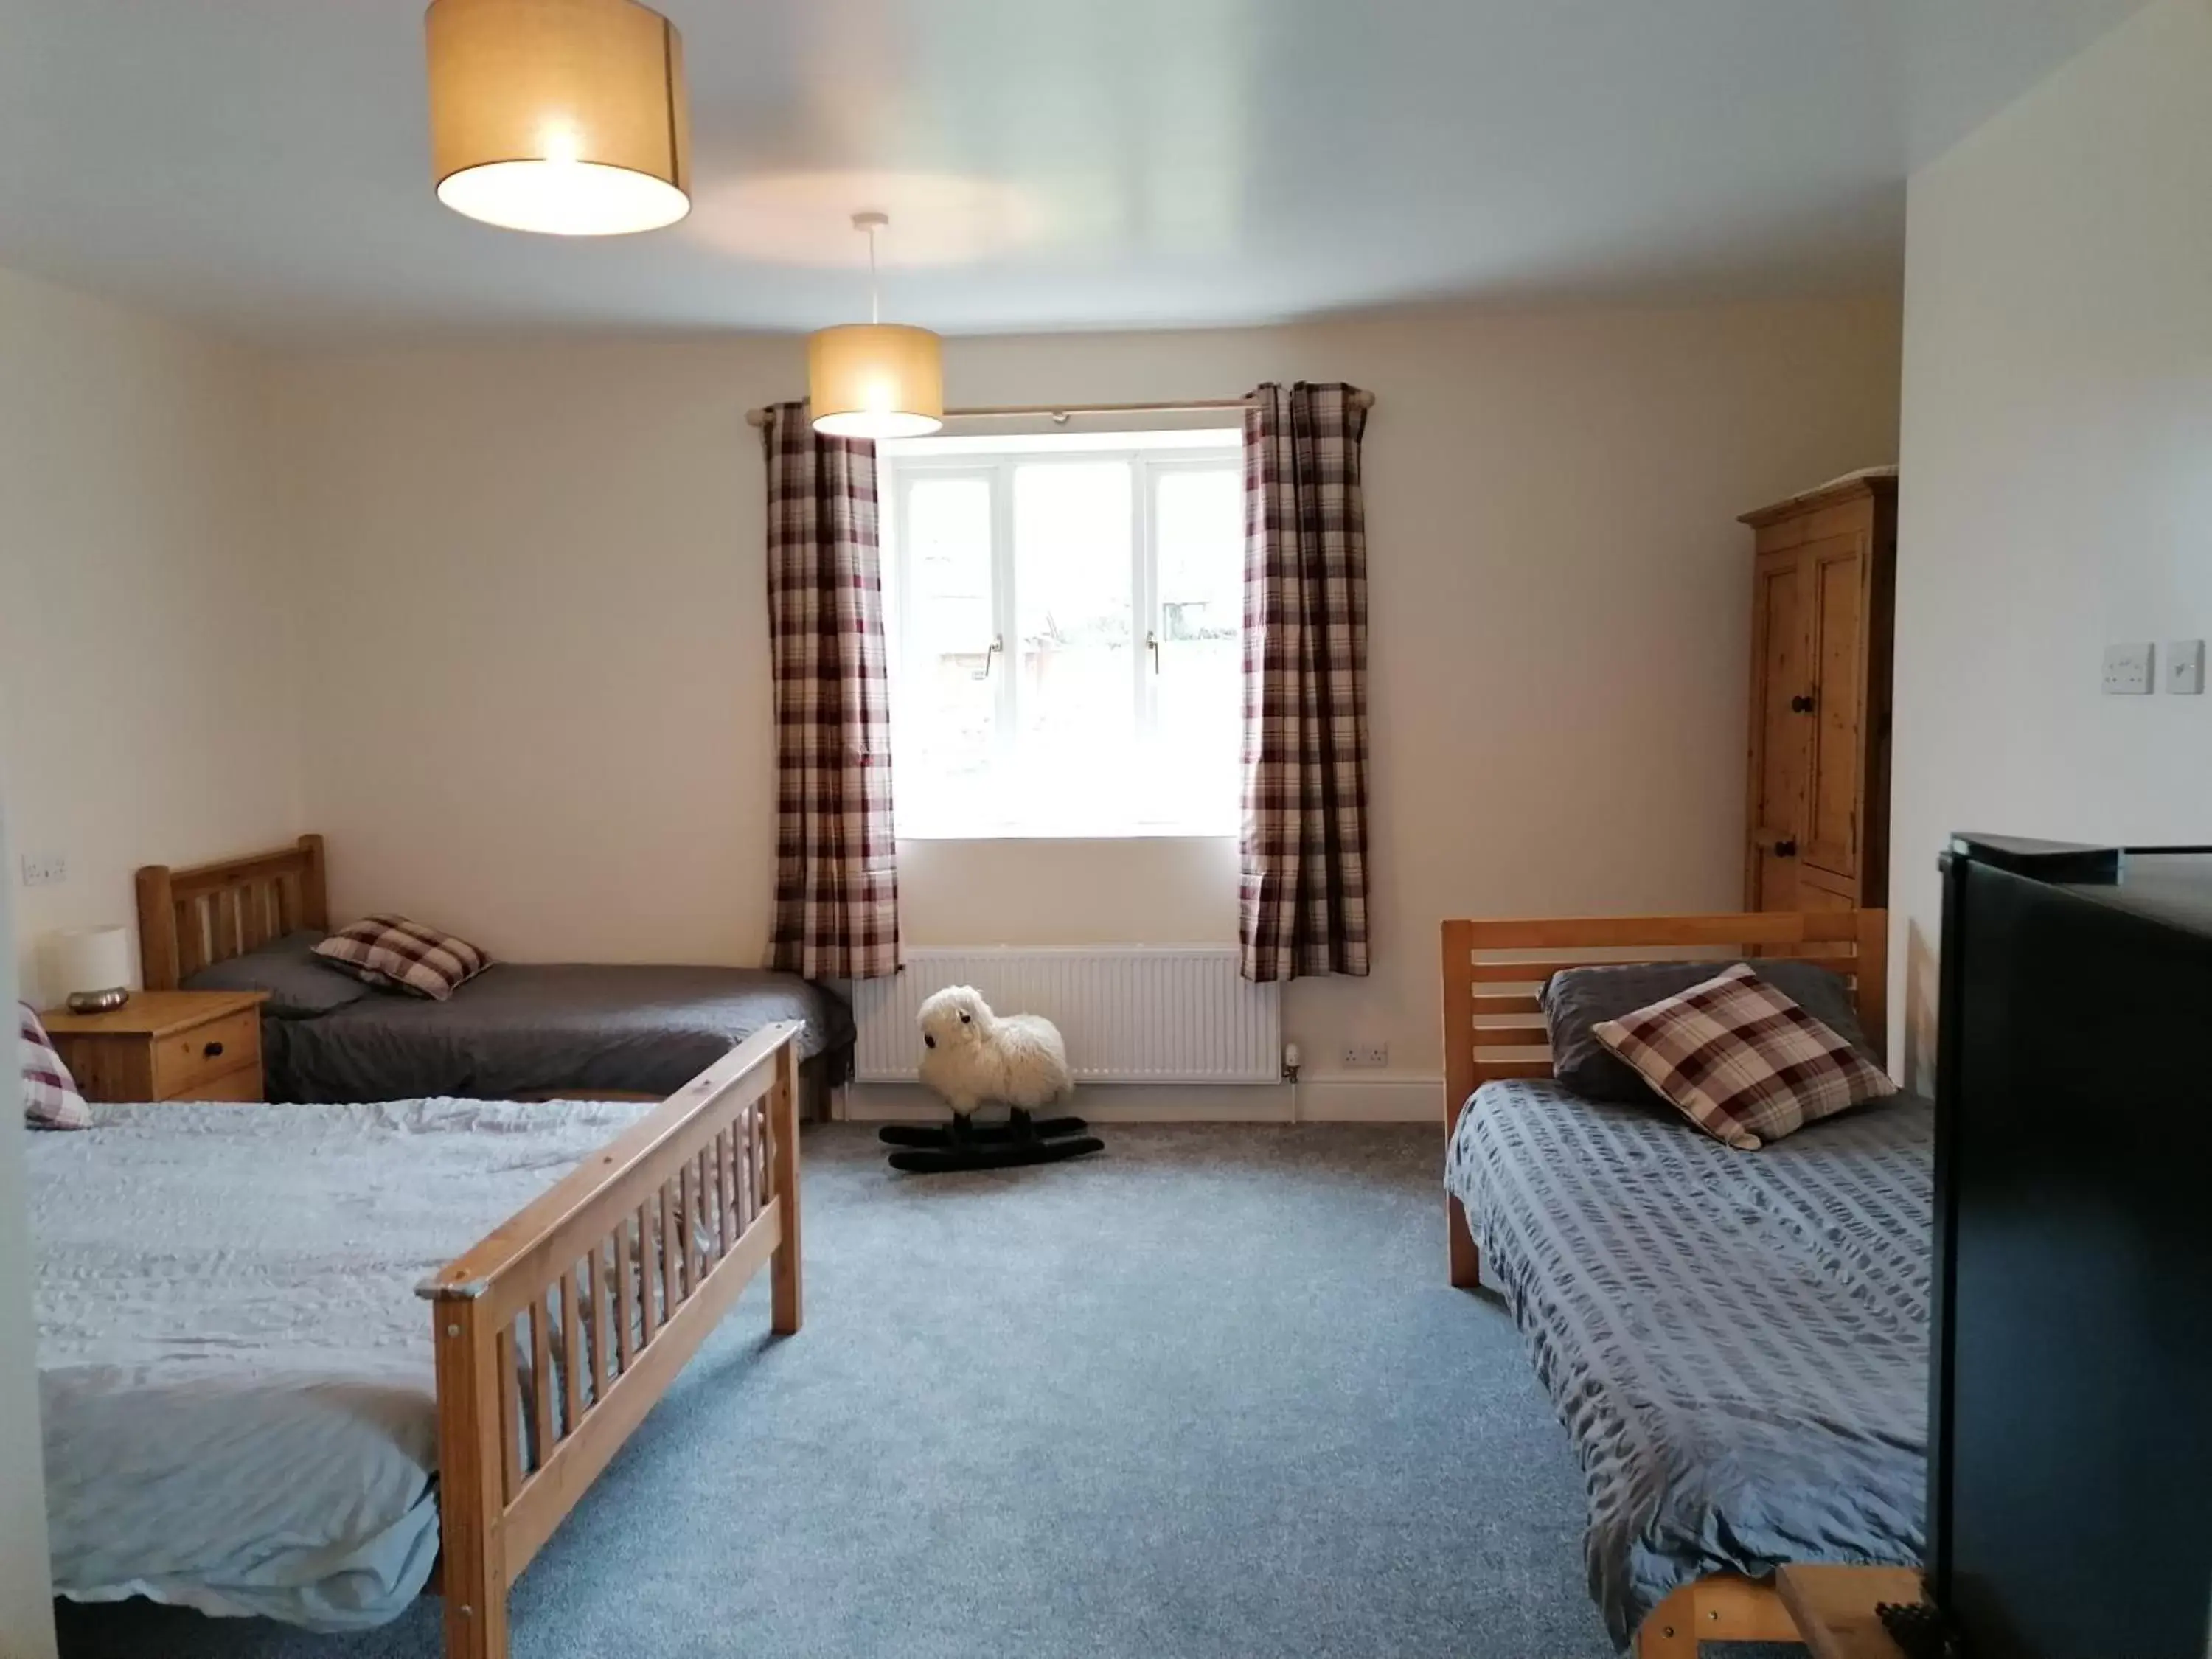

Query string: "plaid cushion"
[313, 915, 488, 1001]
[1592, 963, 1896, 1149]
[19, 1003, 89, 1130]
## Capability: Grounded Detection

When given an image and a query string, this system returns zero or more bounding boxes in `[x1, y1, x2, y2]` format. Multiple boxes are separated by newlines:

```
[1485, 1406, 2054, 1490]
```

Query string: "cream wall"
[0, 268, 302, 1004]
[1891, 0, 2212, 1085]
[282, 296, 1901, 1088]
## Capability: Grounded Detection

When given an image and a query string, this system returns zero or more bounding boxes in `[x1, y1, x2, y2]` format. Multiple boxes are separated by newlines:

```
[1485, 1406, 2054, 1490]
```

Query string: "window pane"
[1013, 462, 1135, 824]
[899, 476, 998, 814]
[1151, 466, 1244, 829]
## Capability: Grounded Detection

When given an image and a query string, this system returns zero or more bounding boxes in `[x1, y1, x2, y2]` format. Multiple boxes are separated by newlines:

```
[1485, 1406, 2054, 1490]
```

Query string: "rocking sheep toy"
[877, 985, 1105, 1173]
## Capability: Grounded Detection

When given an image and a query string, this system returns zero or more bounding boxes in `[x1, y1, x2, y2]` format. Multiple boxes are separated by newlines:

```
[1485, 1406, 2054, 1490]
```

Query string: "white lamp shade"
[425, 0, 692, 237]
[50, 926, 131, 998]
[808, 324, 945, 439]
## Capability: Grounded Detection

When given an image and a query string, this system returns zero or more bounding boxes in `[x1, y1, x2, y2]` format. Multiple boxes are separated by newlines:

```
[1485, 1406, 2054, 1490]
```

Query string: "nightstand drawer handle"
[203, 1040, 225, 1058]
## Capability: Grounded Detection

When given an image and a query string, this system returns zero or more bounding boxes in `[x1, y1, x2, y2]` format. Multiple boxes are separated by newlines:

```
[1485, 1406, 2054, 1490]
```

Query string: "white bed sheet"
[29, 1096, 655, 1632]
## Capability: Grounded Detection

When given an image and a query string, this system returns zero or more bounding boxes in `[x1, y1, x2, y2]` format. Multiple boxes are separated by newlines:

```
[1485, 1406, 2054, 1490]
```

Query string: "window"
[880, 428, 1245, 838]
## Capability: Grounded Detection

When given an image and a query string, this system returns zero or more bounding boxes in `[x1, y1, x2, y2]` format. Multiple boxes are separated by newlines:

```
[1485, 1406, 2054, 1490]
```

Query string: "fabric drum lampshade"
[51, 925, 131, 1013]
[807, 324, 945, 439]
[425, 0, 691, 237]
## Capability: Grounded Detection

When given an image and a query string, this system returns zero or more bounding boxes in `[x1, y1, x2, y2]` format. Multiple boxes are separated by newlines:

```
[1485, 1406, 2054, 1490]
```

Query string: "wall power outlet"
[1341, 1042, 1390, 1069]
[2103, 641, 2154, 695]
[18, 853, 65, 888]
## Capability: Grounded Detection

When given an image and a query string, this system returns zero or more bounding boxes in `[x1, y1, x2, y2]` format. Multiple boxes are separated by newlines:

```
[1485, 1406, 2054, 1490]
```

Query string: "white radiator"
[851, 947, 1281, 1085]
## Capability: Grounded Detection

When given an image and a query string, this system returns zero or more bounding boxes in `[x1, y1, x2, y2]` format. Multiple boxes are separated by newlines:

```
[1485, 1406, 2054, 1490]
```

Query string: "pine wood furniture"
[1439, 906, 1888, 1287]
[135, 835, 840, 1119]
[423, 1020, 804, 1659]
[1774, 1564, 1924, 1659]
[136, 834, 330, 990]
[38, 989, 268, 1102]
[1740, 472, 1897, 915]
[1438, 907, 1891, 1659]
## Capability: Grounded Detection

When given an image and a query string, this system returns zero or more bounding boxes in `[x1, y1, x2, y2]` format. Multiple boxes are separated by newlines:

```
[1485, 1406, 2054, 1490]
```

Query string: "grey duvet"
[261, 962, 851, 1103]
[30, 1096, 658, 1632]
[1444, 1081, 1930, 1646]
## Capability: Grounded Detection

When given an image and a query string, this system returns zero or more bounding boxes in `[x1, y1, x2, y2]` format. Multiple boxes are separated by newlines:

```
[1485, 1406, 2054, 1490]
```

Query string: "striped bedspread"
[1445, 1080, 1930, 1646]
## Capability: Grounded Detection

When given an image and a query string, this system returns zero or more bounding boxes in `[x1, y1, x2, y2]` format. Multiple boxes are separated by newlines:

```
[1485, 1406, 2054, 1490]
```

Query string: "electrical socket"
[2103, 641, 2154, 695]
[19, 853, 65, 888]
[1340, 1042, 1389, 1069]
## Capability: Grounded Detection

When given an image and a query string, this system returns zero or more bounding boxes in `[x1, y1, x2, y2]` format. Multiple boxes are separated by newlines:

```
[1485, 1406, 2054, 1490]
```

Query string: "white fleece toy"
[916, 985, 1074, 1116]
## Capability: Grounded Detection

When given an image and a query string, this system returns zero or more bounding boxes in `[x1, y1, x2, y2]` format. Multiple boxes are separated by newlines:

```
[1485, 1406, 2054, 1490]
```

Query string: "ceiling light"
[809, 213, 944, 439]
[425, 0, 692, 237]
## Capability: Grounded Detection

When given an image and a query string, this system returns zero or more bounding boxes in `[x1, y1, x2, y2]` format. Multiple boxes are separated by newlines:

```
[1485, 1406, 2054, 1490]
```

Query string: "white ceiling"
[0, 0, 2152, 344]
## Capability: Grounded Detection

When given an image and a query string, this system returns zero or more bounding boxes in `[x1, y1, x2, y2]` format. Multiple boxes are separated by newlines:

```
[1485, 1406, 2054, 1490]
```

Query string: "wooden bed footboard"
[1439, 908, 1888, 1289]
[417, 1020, 805, 1659]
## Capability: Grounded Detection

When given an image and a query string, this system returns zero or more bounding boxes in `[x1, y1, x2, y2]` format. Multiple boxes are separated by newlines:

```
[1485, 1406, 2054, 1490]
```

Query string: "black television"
[1928, 834, 2212, 1658]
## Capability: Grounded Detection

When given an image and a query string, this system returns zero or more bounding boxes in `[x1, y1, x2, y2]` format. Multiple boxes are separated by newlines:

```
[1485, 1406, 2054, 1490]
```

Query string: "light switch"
[2102, 641, 2154, 695]
[2166, 639, 2205, 695]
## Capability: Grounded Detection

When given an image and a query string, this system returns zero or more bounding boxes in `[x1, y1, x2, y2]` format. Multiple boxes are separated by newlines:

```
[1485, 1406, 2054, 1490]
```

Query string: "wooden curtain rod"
[742, 391, 1374, 428]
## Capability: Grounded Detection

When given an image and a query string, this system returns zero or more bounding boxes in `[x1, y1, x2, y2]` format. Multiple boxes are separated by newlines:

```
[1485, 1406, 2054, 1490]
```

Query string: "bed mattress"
[29, 1096, 658, 1632]
[261, 961, 851, 1103]
[1444, 1080, 1930, 1647]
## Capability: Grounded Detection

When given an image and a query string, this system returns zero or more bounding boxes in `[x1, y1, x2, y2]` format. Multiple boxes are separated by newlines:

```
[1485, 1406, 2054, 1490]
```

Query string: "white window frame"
[880, 429, 1244, 840]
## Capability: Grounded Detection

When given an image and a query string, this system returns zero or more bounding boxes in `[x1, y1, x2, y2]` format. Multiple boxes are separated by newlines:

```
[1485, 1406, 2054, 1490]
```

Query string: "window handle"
[979, 635, 1002, 678]
[1147, 629, 1161, 674]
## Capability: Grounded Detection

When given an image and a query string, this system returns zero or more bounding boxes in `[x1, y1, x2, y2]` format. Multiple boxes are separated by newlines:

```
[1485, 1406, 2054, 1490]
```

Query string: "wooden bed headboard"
[1439, 908, 1889, 1133]
[136, 834, 328, 990]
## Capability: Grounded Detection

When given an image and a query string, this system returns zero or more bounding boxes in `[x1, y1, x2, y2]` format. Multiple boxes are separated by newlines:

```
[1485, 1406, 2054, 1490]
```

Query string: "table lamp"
[51, 925, 131, 1014]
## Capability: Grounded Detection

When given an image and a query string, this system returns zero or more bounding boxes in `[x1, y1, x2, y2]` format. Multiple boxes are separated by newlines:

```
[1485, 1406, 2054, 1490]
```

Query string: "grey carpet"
[54, 1124, 1798, 1658]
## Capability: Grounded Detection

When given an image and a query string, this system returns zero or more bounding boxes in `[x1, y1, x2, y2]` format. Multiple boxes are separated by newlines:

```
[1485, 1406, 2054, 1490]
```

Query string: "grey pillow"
[1540, 959, 1871, 1104]
[181, 930, 375, 1020]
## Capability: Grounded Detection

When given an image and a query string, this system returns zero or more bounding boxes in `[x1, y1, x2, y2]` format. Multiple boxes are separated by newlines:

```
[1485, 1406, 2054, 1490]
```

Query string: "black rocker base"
[886, 1134, 1105, 1173]
[880, 1108, 1104, 1173]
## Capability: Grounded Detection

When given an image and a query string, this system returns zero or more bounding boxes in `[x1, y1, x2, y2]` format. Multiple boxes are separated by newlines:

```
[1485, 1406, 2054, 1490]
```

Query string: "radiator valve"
[1281, 1042, 1301, 1082]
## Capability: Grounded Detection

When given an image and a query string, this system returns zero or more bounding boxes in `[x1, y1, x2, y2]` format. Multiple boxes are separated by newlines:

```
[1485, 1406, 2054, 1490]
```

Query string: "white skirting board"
[835, 1074, 1439, 1125]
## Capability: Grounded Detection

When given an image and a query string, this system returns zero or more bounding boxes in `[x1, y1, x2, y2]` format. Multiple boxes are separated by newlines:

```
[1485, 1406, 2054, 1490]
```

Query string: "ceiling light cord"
[852, 209, 891, 326]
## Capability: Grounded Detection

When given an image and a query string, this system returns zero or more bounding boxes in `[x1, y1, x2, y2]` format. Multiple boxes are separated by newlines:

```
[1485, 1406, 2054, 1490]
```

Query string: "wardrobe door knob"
[1790, 693, 1815, 714]
[1773, 839, 1798, 858]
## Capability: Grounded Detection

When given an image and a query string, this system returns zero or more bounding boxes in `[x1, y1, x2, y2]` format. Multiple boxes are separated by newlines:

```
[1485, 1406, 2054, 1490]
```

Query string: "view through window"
[878, 428, 1244, 837]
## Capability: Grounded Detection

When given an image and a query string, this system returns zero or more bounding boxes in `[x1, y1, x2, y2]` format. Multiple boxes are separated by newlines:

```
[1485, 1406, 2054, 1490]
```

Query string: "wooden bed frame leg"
[770, 1043, 804, 1336]
[434, 1301, 510, 1659]
[1447, 1193, 1481, 1290]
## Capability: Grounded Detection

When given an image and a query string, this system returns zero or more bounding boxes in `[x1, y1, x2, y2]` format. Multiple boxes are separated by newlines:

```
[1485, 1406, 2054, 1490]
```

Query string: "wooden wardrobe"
[1740, 470, 1896, 914]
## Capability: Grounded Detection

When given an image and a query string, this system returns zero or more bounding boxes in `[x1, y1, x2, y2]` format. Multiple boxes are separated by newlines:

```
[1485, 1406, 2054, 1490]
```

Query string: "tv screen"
[1930, 841, 2212, 1658]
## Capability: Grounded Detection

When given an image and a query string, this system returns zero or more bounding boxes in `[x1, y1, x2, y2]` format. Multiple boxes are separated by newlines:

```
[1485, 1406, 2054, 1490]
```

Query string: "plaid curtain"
[1238, 382, 1372, 982]
[762, 402, 901, 979]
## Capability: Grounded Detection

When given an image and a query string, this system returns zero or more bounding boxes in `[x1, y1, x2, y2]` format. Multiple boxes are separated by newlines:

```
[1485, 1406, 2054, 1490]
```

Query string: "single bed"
[32, 1021, 807, 1659]
[136, 835, 853, 1113]
[1438, 909, 1923, 1656]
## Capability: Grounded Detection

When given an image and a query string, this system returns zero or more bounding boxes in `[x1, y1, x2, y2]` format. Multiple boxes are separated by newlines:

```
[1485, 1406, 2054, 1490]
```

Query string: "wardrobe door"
[1747, 547, 1812, 911]
[1802, 524, 1869, 883]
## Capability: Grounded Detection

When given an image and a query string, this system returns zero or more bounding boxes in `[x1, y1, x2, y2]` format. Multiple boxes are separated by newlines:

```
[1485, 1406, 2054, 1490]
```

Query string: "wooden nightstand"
[38, 990, 268, 1104]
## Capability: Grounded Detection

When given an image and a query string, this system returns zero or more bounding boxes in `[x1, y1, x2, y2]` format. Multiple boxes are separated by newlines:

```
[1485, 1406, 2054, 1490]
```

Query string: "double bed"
[136, 835, 854, 1112]
[32, 1021, 807, 1659]
[1438, 910, 1927, 1655]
